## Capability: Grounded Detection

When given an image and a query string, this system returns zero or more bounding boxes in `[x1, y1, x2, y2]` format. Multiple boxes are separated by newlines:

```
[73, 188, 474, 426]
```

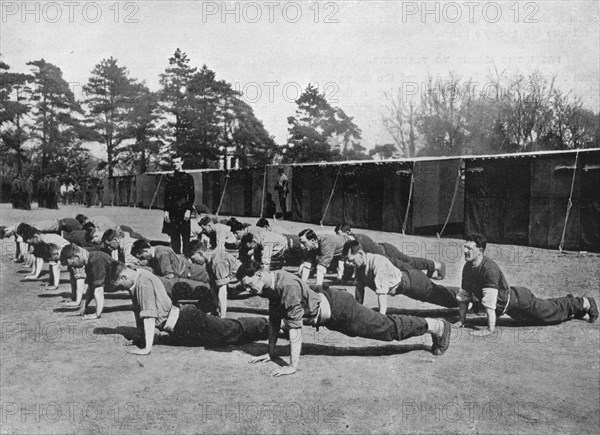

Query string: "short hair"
[102, 228, 121, 243]
[131, 239, 151, 257]
[342, 240, 362, 256]
[45, 243, 61, 261]
[47, 243, 61, 253]
[198, 216, 212, 227]
[171, 153, 183, 160]
[185, 239, 209, 258]
[75, 214, 88, 224]
[298, 229, 317, 241]
[16, 223, 36, 240]
[27, 230, 42, 243]
[0, 226, 6, 239]
[226, 217, 242, 226]
[278, 168, 284, 174]
[334, 223, 352, 235]
[108, 260, 127, 286]
[256, 218, 270, 228]
[465, 233, 487, 252]
[228, 220, 245, 234]
[60, 244, 81, 265]
[84, 226, 98, 243]
[236, 260, 263, 281]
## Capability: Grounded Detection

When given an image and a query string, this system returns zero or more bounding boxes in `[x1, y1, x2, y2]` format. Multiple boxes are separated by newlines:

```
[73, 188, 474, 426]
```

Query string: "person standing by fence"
[163, 154, 195, 255]
[274, 167, 289, 219]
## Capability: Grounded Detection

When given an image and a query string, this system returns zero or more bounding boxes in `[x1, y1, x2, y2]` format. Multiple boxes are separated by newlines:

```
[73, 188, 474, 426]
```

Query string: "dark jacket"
[164, 170, 195, 214]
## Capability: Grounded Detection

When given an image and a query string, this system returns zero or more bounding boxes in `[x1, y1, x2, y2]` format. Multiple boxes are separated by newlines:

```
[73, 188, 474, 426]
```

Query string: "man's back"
[152, 245, 187, 277]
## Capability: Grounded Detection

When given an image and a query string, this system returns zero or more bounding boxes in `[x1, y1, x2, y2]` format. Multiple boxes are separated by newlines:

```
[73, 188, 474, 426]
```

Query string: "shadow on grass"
[53, 304, 133, 314]
[205, 341, 431, 358]
[385, 307, 459, 318]
[38, 291, 72, 299]
[94, 326, 138, 341]
[458, 317, 566, 328]
[103, 293, 132, 300]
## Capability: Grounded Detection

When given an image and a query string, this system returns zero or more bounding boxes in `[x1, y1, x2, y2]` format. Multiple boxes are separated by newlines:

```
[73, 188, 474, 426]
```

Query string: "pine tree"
[0, 62, 32, 175]
[83, 57, 138, 177]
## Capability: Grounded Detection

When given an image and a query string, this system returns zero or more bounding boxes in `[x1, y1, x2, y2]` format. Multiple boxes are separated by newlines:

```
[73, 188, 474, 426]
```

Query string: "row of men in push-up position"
[1, 215, 597, 377]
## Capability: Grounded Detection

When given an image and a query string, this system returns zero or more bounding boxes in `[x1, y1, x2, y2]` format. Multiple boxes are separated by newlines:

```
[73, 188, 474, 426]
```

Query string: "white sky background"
[1, 1, 599, 158]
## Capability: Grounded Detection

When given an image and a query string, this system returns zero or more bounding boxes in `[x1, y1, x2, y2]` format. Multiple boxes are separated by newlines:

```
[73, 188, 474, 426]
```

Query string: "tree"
[158, 49, 197, 151]
[284, 84, 364, 163]
[0, 61, 32, 174]
[120, 84, 164, 173]
[226, 97, 277, 167]
[496, 71, 555, 152]
[419, 74, 472, 156]
[545, 90, 598, 150]
[83, 57, 138, 177]
[382, 91, 420, 157]
[369, 143, 401, 160]
[462, 96, 508, 154]
[164, 62, 278, 169]
[27, 59, 85, 174]
[180, 65, 232, 167]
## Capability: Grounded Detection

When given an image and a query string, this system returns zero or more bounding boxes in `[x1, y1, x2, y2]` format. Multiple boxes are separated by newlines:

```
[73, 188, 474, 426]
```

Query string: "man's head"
[185, 239, 210, 265]
[60, 244, 87, 268]
[278, 168, 284, 175]
[228, 220, 246, 239]
[343, 240, 366, 267]
[101, 228, 123, 251]
[75, 214, 89, 225]
[26, 231, 42, 245]
[464, 233, 486, 263]
[109, 260, 137, 290]
[256, 218, 270, 229]
[46, 243, 62, 263]
[172, 154, 184, 171]
[298, 229, 319, 251]
[198, 216, 214, 233]
[236, 260, 268, 296]
[16, 223, 35, 241]
[84, 225, 102, 245]
[131, 239, 153, 260]
[334, 223, 352, 235]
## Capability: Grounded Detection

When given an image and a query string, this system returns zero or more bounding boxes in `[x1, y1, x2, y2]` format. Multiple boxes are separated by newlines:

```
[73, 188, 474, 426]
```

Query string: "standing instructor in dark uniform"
[163, 155, 195, 254]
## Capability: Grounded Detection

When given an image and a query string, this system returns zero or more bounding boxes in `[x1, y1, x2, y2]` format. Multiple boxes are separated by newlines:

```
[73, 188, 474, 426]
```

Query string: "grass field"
[1, 203, 599, 434]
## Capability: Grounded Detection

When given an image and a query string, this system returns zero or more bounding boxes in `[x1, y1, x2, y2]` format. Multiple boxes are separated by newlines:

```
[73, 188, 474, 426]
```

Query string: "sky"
[2, 0, 599, 157]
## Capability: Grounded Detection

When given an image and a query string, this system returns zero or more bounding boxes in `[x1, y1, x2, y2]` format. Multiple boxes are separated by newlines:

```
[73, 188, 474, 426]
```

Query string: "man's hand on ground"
[249, 354, 271, 364]
[469, 328, 497, 337]
[271, 366, 296, 377]
[127, 347, 151, 355]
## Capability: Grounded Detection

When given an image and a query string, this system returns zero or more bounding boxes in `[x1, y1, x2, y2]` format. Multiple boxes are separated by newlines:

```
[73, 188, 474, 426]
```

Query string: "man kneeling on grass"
[60, 244, 113, 319]
[185, 239, 246, 318]
[131, 239, 208, 282]
[24, 231, 70, 289]
[237, 260, 452, 378]
[108, 261, 269, 355]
